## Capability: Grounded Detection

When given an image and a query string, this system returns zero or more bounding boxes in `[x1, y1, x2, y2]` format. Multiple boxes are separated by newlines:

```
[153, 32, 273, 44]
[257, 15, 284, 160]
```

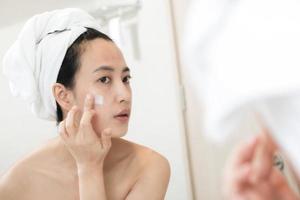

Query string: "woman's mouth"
[114, 109, 130, 123]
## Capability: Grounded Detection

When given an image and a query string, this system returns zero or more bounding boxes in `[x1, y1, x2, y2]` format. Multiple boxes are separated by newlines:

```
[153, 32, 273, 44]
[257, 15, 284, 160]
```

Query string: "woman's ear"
[52, 83, 74, 112]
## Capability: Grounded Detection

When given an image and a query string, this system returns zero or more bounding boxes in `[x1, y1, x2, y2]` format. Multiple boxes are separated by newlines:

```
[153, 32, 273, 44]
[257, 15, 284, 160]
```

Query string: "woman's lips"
[114, 114, 129, 123]
[114, 109, 130, 123]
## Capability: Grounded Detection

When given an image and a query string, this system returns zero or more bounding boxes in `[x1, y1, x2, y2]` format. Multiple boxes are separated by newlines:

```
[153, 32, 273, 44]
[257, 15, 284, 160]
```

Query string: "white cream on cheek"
[94, 94, 104, 106]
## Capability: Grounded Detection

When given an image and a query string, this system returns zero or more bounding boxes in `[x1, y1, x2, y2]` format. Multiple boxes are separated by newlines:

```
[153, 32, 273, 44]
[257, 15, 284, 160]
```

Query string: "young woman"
[0, 8, 170, 200]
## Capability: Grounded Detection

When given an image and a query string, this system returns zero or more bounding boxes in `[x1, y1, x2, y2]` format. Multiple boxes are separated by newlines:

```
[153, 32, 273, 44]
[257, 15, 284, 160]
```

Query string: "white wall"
[122, 0, 193, 199]
[0, 0, 192, 199]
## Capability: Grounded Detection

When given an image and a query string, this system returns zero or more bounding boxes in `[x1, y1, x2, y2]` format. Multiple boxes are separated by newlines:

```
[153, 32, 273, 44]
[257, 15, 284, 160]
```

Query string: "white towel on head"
[184, 0, 300, 174]
[3, 8, 101, 121]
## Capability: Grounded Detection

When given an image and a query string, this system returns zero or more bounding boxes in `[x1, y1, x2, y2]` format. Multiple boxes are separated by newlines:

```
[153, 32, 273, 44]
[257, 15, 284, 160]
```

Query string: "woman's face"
[72, 38, 132, 138]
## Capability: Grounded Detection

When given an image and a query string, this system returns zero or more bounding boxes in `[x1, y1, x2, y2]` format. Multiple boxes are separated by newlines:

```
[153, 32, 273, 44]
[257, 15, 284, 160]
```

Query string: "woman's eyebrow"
[123, 67, 130, 73]
[93, 66, 114, 73]
[93, 66, 130, 73]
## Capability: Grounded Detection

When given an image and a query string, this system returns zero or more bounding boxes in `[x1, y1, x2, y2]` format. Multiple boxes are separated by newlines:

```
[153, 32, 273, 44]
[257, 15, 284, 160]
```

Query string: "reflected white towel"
[184, 0, 300, 173]
[3, 8, 101, 120]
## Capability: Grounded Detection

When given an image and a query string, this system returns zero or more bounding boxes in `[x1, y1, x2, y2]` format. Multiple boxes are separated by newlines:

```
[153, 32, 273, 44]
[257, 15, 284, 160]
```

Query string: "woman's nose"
[115, 82, 131, 104]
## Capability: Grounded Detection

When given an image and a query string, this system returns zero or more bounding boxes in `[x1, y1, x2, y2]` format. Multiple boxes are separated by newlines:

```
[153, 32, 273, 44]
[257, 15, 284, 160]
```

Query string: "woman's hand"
[223, 131, 300, 200]
[59, 94, 111, 200]
[59, 94, 112, 170]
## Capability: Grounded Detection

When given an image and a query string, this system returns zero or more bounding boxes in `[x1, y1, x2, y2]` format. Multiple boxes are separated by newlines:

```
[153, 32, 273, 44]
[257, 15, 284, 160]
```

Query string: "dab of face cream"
[94, 94, 104, 105]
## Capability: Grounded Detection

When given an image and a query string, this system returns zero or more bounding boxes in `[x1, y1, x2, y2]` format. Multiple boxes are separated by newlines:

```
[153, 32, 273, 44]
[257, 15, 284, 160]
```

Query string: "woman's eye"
[98, 77, 111, 84]
[123, 75, 132, 84]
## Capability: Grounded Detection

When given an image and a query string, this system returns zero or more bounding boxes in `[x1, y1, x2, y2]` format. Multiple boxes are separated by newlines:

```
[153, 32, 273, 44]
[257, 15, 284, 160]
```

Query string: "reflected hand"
[223, 131, 300, 200]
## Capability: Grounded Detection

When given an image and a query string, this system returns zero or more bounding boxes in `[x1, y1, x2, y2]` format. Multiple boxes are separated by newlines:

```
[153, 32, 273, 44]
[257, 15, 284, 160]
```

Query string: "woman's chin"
[95, 126, 128, 138]
[111, 127, 128, 138]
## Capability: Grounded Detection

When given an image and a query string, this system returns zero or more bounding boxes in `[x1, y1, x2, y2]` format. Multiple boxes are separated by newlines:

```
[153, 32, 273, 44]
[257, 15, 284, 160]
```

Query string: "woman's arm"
[59, 94, 111, 200]
[77, 164, 107, 200]
[125, 153, 170, 200]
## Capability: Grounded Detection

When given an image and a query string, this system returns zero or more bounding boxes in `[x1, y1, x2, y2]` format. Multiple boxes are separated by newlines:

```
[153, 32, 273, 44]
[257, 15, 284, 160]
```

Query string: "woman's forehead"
[79, 39, 127, 73]
[83, 39, 123, 59]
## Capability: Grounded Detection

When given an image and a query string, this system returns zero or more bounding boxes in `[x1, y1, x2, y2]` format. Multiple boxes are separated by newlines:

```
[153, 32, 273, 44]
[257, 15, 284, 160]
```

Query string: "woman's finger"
[80, 110, 96, 130]
[223, 137, 258, 199]
[223, 164, 252, 199]
[58, 121, 68, 140]
[251, 131, 274, 183]
[232, 136, 259, 166]
[270, 168, 299, 200]
[234, 165, 252, 186]
[80, 94, 96, 132]
[84, 94, 94, 111]
[101, 128, 112, 149]
[65, 106, 79, 137]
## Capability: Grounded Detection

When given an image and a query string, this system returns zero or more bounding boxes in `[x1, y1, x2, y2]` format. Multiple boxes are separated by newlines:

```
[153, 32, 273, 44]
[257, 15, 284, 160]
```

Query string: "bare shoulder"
[135, 144, 170, 175]
[118, 138, 170, 172]
[117, 139, 170, 199]
[0, 139, 56, 199]
[0, 155, 35, 199]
